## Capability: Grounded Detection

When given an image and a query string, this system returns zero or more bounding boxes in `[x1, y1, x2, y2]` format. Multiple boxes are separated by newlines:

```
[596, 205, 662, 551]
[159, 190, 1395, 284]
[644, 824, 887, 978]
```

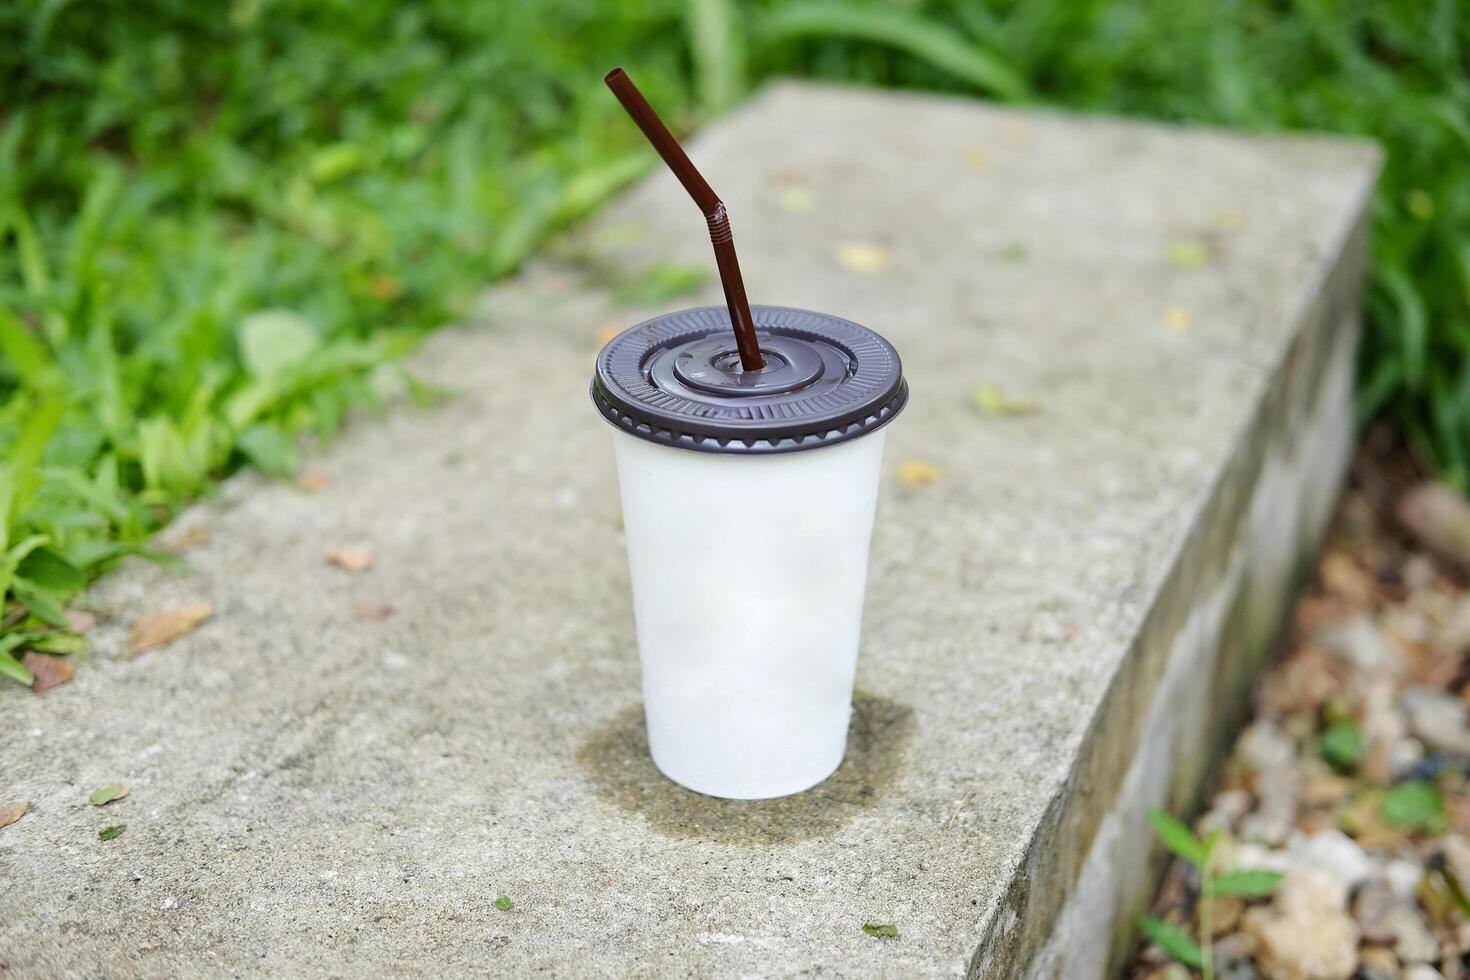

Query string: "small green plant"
[1136, 807, 1283, 979]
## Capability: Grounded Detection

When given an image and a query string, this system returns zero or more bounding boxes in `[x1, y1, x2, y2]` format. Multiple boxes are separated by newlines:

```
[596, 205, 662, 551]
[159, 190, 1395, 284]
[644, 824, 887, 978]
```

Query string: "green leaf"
[15, 546, 85, 593]
[1382, 780, 1446, 831]
[1149, 807, 1205, 866]
[14, 584, 68, 628]
[97, 824, 126, 841]
[973, 383, 1039, 417]
[494, 895, 513, 911]
[239, 310, 320, 380]
[89, 784, 128, 806]
[0, 308, 53, 388]
[760, 3, 1026, 101]
[237, 424, 300, 479]
[1318, 719, 1365, 772]
[8, 397, 63, 519]
[1135, 915, 1203, 968]
[861, 923, 899, 939]
[1166, 239, 1211, 269]
[1213, 869, 1284, 898]
[0, 647, 34, 686]
[688, 0, 746, 114]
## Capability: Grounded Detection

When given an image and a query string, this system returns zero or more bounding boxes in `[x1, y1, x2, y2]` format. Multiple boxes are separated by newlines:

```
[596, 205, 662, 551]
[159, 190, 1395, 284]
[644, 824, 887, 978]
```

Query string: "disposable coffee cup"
[591, 304, 908, 799]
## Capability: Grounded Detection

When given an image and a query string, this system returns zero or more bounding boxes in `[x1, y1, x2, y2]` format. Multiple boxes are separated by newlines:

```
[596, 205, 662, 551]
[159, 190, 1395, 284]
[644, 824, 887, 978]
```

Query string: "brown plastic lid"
[591, 305, 907, 455]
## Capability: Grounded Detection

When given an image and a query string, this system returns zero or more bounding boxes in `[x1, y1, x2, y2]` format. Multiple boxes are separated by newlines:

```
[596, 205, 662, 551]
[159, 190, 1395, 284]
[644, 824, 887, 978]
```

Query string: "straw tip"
[604, 67, 626, 85]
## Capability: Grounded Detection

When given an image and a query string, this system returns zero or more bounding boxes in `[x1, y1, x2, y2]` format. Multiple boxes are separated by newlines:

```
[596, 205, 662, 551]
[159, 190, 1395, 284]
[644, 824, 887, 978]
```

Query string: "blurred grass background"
[0, 0, 1465, 680]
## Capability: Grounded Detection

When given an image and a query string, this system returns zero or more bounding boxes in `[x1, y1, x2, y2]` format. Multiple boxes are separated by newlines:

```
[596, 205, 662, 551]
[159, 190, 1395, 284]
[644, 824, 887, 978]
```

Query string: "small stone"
[1352, 884, 1439, 962]
[1439, 833, 1470, 887]
[1356, 946, 1398, 980]
[1383, 903, 1440, 963]
[1314, 616, 1403, 678]
[1211, 895, 1244, 936]
[1401, 966, 1446, 980]
[1288, 830, 1373, 890]
[1404, 688, 1470, 755]
[1388, 738, 1428, 779]
[1385, 859, 1424, 901]
[1242, 868, 1358, 980]
[1238, 721, 1300, 845]
[1213, 789, 1254, 822]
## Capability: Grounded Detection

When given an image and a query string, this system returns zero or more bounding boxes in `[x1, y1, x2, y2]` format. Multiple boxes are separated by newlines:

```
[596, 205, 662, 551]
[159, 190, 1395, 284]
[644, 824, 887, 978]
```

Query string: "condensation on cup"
[591, 304, 908, 799]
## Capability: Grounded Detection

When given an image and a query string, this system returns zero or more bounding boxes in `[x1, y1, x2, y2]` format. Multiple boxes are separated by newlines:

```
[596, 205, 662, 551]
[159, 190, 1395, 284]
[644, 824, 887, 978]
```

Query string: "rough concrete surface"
[0, 83, 1379, 977]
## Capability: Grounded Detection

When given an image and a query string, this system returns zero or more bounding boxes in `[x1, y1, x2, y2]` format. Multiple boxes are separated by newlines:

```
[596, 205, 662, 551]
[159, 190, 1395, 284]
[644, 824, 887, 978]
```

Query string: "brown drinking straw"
[604, 67, 764, 371]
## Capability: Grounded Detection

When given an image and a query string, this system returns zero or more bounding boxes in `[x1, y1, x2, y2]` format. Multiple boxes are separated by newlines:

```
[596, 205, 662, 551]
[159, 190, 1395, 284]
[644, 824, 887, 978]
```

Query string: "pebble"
[1238, 721, 1300, 845]
[1402, 966, 1446, 980]
[1404, 687, 1470, 755]
[1385, 859, 1425, 901]
[1314, 615, 1403, 677]
[1355, 946, 1398, 980]
[1287, 830, 1373, 890]
[1242, 868, 1359, 980]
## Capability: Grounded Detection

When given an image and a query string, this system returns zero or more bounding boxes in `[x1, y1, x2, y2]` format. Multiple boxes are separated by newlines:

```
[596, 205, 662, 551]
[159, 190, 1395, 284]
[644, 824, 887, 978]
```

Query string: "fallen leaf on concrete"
[130, 602, 214, 653]
[777, 183, 813, 213]
[861, 923, 899, 939]
[1399, 483, 1470, 568]
[299, 470, 332, 492]
[836, 243, 890, 274]
[896, 460, 944, 488]
[0, 802, 27, 828]
[89, 784, 129, 806]
[352, 603, 394, 622]
[1212, 209, 1245, 231]
[996, 244, 1027, 263]
[325, 547, 374, 573]
[973, 383, 1039, 417]
[1167, 239, 1211, 269]
[495, 896, 513, 911]
[1163, 305, 1193, 333]
[98, 824, 126, 841]
[23, 652, 75, 693]
[965, 148, 989, 170]
[595, 322, 624, 346]
[1000, 119, 1033, 145]
[64, 609, 98, 633]
[161, 525, 211, 552]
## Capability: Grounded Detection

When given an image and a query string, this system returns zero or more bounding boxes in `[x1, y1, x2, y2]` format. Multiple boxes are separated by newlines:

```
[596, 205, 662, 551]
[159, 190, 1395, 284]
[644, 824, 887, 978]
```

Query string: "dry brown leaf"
[24, 652, 75, 693]
[64, 609, 98, 633]
[367, 274, 404, 301]
[0, 802, 27, 828]
[1163, 305, 1192, 333]
[352, 602, 394, 622]
[299, 470, 332, 492]
[130, 602, 214, 653]
[162, 525, 211, 552]
[896, 460, 944, 488]
[836, 243, 890, 274]
[325, 547, 374, 573]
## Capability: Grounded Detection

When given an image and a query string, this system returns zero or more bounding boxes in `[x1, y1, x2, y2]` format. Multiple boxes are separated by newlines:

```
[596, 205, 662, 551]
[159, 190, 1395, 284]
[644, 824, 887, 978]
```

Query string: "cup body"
[612, 429, 887, 799]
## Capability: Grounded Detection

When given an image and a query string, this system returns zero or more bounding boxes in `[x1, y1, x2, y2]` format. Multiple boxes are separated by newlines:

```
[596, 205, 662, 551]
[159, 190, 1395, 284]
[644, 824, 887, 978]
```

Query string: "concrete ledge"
[0, 83, 1379, 977]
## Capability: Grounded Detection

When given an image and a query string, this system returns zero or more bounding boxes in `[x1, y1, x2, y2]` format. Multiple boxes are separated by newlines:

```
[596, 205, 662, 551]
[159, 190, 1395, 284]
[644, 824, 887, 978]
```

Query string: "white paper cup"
[592, 305, 906, 799]
[613, 429, 887, 799]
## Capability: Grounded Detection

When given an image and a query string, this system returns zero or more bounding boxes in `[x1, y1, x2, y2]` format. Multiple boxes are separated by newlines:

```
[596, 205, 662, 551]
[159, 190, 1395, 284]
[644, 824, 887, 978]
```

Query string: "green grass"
[0, 0, 1466, 682]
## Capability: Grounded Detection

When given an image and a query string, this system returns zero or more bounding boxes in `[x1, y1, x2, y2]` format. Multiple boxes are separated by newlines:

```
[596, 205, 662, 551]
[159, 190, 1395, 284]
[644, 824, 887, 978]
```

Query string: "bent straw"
[604, 67, 764, 371]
